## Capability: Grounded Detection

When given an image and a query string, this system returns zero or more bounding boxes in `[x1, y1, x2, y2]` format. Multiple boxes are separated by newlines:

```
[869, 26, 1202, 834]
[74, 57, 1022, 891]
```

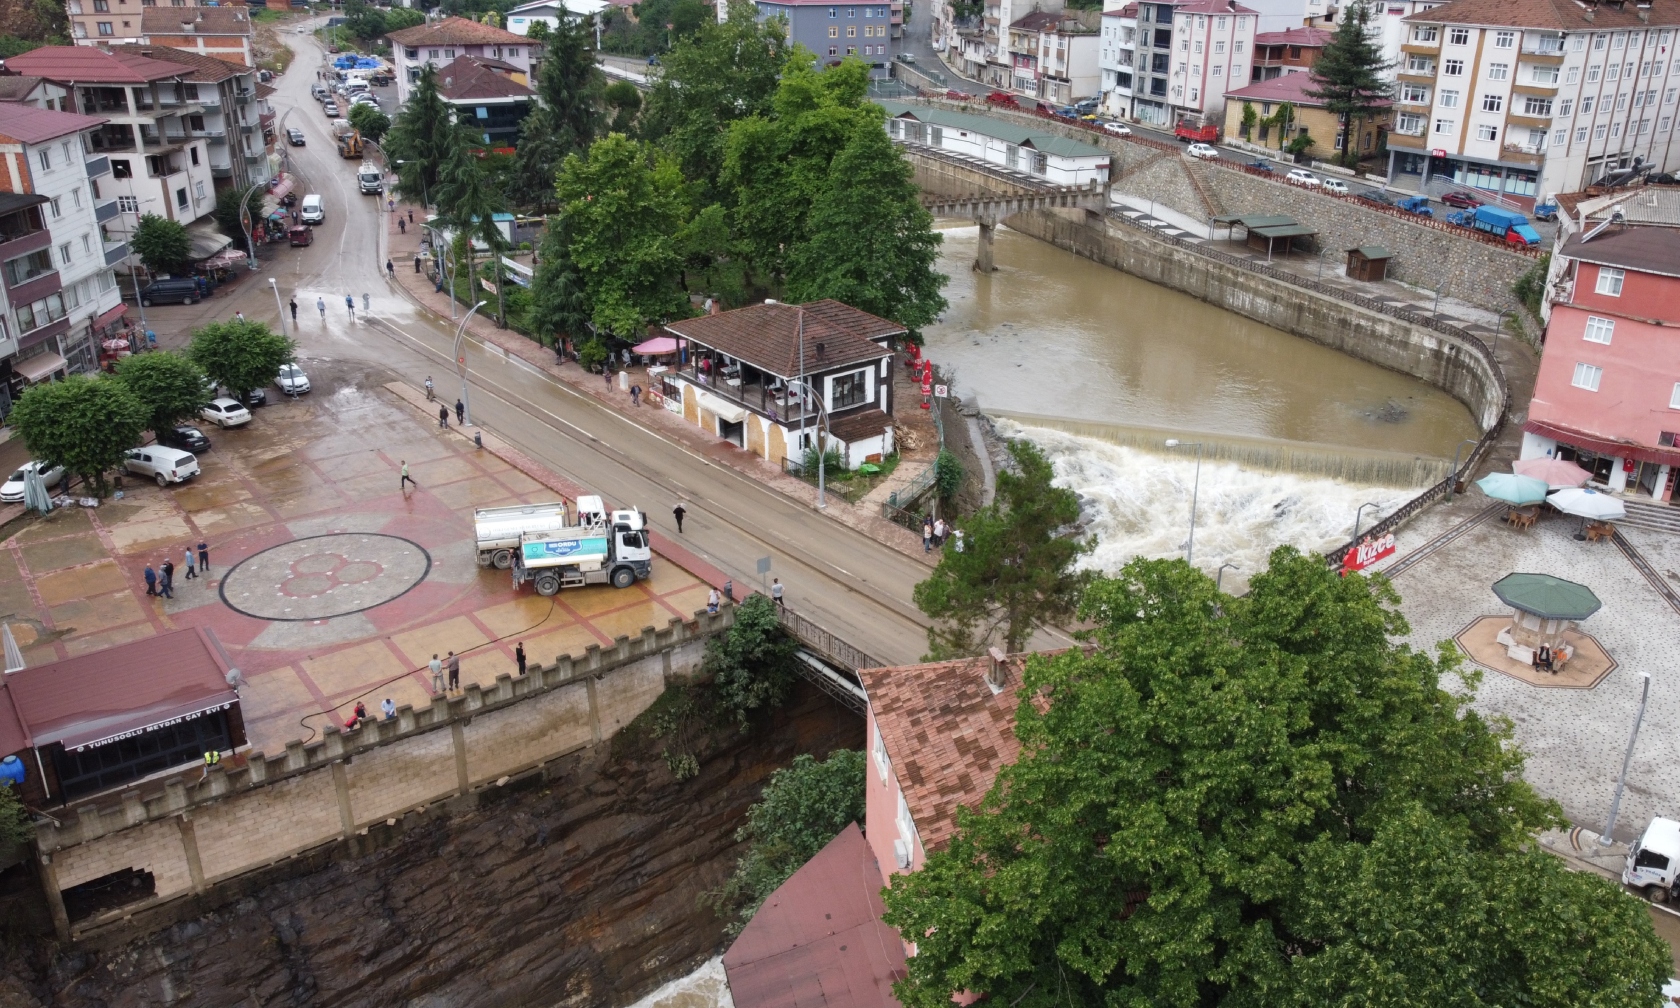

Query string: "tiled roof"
[1102, 4, 1139, 16]
[1559, 225, 1680, 279]
[0, 76, 49, 102]
[876, 100, 1112, 158]
[722, 824, 907, 1008]
[663, 300, 899, 379]
[5, 45, 185, 84]
[1254, 25, 1334, 45]
[255, 81, 276, 99]
[140, 7, 252, 36]
[1011, 10, 1066, 30]
[1164, 0, 1260, 13]
[859, 652, 1030, 853]
[1221, 69, 1391, 107]
[387, 15, 527, 47]
[438, 54, 535, 100]
[125, 46, 243, 81]
[1403, 0, 1680, 28]
[0, 102, 105, 144]
[827, 407, 892, 443]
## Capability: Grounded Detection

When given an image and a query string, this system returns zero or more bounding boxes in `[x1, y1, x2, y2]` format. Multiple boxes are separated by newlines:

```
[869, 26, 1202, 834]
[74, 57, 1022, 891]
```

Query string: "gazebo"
[1491, 572, 1601, 663]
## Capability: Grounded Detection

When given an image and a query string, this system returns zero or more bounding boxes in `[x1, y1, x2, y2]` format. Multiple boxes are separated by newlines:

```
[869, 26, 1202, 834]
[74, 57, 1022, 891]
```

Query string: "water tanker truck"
[511, 506, 652, 596]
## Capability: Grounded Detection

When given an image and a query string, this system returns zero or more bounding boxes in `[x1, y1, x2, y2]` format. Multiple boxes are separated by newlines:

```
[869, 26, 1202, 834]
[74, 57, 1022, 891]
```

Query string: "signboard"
[934, 384, 948, 398]
[76, 701, 235, 752]
[523, 536, 608, 561]
[1431, 148, 1448, 158]
[1341, 532, 1396, 573]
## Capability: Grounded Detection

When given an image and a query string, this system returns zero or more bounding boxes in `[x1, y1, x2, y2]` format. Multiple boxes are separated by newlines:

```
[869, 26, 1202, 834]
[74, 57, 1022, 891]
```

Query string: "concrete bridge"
[896, 141, 1110, 271]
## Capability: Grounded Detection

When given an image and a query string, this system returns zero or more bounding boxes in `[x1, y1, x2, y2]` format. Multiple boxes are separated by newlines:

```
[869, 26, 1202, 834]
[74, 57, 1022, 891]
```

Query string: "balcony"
[1401, 41, 1441, 54]
[1397, 67, 1436, 81]
[210, 166, 233, 178]
[239, 123, 255, 135]
[7, 270, 62, 306]
[1507, 111, 1552, 129]
[235, 90, 253, 105]
[102, 240, 129, 266]
[1501, 142, 1545, 165]
[1387, 130, 1428, 150]
[199, 93, 221, 107]
[1513, 80, 1560, 95]
[94, 198, 121, 224]
[84, 154, 111, 179]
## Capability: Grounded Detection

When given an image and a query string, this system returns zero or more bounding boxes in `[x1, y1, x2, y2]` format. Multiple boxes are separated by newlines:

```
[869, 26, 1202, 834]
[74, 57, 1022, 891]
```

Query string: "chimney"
[985, 647, 1008, 693]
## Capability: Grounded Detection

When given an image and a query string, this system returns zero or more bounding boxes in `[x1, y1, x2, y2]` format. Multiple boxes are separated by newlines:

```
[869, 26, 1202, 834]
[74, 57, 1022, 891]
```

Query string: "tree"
[114, 351, 211, 434]
[639, 0, 789, 193]
[511, 13, 605, 208]
[384, 7, 424, 31]
[702, 593, 799, 728]
[527, 215, 592, 346]
[524, 18, 551, 41]
[554, 133, 690, 338]
[8, 375, 148, 497]
[703, 750, 866, 934]
[384, 65, 456, 208]
[348, 102, 391, 143]
[434, 128, 511, 324]
[785, 112, 947, 337]
[187, 319, 295, 400]
[131, 213, 191, 275]
[913, 439, 1085, 655]
[0, 36, 41, 58]
[344, 0, 387, 41]
[1305, 0, 1393, 167]
[0, 785, 30, 846]
[211, 184, 264, 239]
[604, 80, 642, 135]
[884, 549, 1671, 1008]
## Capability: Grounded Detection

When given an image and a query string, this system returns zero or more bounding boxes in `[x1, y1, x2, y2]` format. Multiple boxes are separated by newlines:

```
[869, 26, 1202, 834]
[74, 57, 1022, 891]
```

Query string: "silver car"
[276, 362, 311, 395]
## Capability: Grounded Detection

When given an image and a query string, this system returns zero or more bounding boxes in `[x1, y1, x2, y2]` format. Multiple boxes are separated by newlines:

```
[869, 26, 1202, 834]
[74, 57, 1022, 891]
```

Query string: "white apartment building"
[388, 17, 533, 108]
[1006, 10, 1101, 103]
[955, 0, 1065, 88]
[1101, 0, 1257, 126]
[1100, 5, 1140, 117]
[1389, 0, 1680, 206]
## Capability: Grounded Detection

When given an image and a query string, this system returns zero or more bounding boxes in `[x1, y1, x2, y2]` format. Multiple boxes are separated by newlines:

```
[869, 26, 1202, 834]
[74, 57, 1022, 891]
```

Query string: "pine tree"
[512, 14, 606, 209]
[385, 66, 456, 208]
[1304, 1, 1394, 167]
[434, 128, 512, 325]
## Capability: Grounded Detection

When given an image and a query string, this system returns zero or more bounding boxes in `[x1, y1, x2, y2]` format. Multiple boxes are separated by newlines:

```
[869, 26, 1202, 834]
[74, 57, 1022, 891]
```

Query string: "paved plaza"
[0, 376, 718, 756]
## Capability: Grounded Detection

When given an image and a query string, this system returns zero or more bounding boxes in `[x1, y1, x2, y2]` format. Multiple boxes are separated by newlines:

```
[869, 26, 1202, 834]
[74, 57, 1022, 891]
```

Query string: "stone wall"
[34, 610, 730, 941]
[1006, 208, 1506, 432]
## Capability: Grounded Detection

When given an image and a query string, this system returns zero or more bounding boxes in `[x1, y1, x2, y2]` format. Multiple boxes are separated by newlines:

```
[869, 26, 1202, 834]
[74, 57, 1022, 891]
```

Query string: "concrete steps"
[1618, 496, 1680, 535]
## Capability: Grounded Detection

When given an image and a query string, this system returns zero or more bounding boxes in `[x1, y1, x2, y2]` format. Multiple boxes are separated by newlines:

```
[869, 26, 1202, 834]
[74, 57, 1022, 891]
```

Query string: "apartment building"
[66, 0, 238, 46]
[1103, 0, 1257, 126]
[1100, 5, 1138, 116]
[137, 8, 257, 67]
[0, 103, 129, 399]
[955, 0, 1064, 87]
[752, 0, 899, 78]
[1006, 10, 1100, 102]
[388, 17, 533, 107]
[1248, 23, 1331, 80]
[1388, 0, 1680, 207]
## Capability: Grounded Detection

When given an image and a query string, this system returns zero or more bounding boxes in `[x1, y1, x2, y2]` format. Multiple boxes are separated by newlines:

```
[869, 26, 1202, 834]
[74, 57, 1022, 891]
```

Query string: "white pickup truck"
[473, 496, 604, 569]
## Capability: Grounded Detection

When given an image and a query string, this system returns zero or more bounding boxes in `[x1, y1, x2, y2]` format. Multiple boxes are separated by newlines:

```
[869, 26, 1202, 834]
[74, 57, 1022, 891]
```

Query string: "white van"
[300, 194, 324, 225]
[1624, 817, 1680, 901]
[344, 79, 369, 96]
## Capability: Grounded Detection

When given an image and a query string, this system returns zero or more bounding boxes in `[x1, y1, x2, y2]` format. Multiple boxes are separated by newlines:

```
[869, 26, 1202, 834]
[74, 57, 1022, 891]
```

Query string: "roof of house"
[875, 100, 1112, 158]
[388, 15, 527, 47]
[0, 627, 236, 757]
[828, 407, 893, 443]
[1162, 0, 1260, 13]
[663, 300, 900, 379]
[125, 45, 244, 81]
[1559, 224, 1680, 279]
[0, 102, 105, 144]
[1253, 25, 1334, 45]
[1011, 10, 1068, 30]
[140, 7, 253, 36]
[1573, 186, 1680, 228]
[1403, 0, 1680, 29]
[1222, 70, 1386, 107]
[859, 652, 1030, 853]
[5, 45, 187, 84]
[437, 54, 536, 101]
[1102, 4, 1139, 17]
[723, 823, 908, 1008]
[0, 76, 51, 102]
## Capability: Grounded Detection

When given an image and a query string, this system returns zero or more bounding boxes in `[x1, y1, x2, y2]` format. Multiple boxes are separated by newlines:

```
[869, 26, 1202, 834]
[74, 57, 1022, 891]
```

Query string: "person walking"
[184, 547, 197, 580]
[707, 587, 721, 614]
[933, 517, 947, 547]
[144, 564, 158, 596]
[429, 654, 444, 694]
[446, 651, 460, 692]
[439, 405, 449, 428]
[398, 217, 406, 235]
[289, 297, 298, 325]
[672, 502, 686, 533]
[407, 209, 414, 224]
[386, 259, 395, 278]
[381, 698, 396, 720]
[387, 197, 395, 213]
[922, 517, 934, 554]
[234, 310, 244, 323]
[197, 541, 209, 574]
[515, 641, 526, 676]
[400, 460, 417, 490]
[454, 399, 464, 425]
[345, 294, 356, 321]
[158, 559, 175, 599]
[317, 297, 326, 321]
[424, 376, 435, 400]
[630, 384, 641, 406]
[771, 578, 784, 607]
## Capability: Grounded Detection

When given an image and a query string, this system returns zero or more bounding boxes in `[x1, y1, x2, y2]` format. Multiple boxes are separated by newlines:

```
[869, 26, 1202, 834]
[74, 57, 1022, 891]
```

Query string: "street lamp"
[1352, 501, 1381, 541]
[268, 278, 288, 338]
[1600, 672, 1651, 846]
[1446, 437, 1479, 501]
[786, 378, 832, 511]
[393, 159, 428, 210]
[1216, 563, 1238, 592]
[236, 179, 267, 270]
[453, 300, 487, 427]
[1165, 439, 1204, 566]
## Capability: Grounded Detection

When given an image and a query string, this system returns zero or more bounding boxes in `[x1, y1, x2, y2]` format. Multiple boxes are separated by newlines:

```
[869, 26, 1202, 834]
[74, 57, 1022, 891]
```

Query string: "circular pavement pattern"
[219, 533, 432, 621]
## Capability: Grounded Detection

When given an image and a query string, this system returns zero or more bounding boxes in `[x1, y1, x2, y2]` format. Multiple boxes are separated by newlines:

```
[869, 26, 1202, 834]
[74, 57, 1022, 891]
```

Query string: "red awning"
[93, 303, 129, 329]
[1524, 418, 1680, 467]
[269, 177, 294, 201]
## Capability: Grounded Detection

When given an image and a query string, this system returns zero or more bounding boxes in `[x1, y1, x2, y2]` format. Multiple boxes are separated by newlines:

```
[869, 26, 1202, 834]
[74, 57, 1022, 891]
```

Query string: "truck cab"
[511, 502, 652, 596]
[358, 164, 383, 194]
[1623, 817, 1680, 901]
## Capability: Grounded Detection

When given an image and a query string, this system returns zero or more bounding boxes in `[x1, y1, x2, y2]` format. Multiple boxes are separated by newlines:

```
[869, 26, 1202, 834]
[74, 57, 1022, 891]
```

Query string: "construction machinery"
[337, 129, 363, 159]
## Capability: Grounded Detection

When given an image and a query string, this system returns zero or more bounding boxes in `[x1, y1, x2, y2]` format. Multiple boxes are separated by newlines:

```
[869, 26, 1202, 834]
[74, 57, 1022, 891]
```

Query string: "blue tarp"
[333, 55, 384, 70]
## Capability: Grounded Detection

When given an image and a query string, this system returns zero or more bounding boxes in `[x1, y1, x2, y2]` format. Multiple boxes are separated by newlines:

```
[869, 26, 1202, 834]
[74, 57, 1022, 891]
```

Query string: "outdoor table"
[1584, 521, 1616, 542]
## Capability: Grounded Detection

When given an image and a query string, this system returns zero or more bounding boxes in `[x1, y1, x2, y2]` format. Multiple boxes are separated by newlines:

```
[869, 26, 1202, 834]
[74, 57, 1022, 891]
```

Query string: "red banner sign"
[1341, 532, 1396, 574]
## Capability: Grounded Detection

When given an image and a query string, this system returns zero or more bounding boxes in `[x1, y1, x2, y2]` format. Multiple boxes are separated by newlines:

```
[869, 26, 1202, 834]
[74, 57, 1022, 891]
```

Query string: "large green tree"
[187, 319, 295, 400]
[348, 102, 391, 143]
[114, 351, 211, 434]
[211, 185, 264, 239]
[8, 375, 148, 496]
[785, 112, 947, 337]
[131, 213, 191, 275]
[384, 65, 456, 208]
[526, 214, 591, 346]
[639, 0, 789, 194]
[511, 12, 605, 208]
[434, 128, 512, 325]
[913, 439, 1089, 656]
[702, 593, 800, 728]
[554, 133, 690, 338]
[1305, 0, 1393, 167]
[885, 548, 1671, 1008]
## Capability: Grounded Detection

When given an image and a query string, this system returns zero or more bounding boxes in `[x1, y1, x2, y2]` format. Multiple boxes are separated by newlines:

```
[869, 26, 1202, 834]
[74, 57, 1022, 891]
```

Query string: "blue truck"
[1453, 204, 1543, 246]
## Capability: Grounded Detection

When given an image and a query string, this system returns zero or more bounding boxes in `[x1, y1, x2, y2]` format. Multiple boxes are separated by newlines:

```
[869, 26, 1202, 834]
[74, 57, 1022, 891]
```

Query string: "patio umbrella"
[1513, 456, 1593, 488]
[101, 338, 131, 352]
[1548, 486, 1626, 520]
[1476, 472, 1550, 505]
[1491, 572, 1602, 620]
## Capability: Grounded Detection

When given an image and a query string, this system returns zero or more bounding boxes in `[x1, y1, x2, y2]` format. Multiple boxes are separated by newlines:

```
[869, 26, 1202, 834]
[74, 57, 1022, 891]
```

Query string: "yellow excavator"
[337, 129, 363, 159]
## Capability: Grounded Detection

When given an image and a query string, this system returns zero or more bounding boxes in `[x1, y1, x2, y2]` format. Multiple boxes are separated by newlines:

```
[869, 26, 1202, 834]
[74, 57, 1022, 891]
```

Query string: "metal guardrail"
[777, 607, 884, 674]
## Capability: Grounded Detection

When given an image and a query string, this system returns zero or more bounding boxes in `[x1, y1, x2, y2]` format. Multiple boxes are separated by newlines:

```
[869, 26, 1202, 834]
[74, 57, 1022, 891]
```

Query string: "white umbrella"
[1548, 486, 1626, 520]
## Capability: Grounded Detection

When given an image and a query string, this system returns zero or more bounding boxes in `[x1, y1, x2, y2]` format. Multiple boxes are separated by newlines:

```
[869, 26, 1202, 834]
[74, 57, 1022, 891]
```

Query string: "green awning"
[1348, 245, 1393, 260]
[1235, 214, 1298, 228]
[1491, 573, 1603, 620]
[1251, 223, 1319, 239]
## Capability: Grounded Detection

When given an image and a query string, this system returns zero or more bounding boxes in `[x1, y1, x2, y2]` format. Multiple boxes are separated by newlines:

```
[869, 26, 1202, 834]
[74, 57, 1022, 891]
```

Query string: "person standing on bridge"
[672, 502, 686, 533]
[516, 642, 526, 676]
[429, 654, 444, 694]
[386, 259, 395, 278]
[454, 399, 464, 425]
[707, 588, 720, 614]
[438, 405, 449, 429]
[771, 578, 784, 608]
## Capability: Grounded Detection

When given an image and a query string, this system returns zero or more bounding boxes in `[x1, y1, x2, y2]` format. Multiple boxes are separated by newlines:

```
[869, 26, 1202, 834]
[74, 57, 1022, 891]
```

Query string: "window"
[1594, 123, 1607, 138]
[1581, 96, 1594, 113]
[1235, 40, 1244, 53]
[828, 5, 836, 14]
[1669, 89, 1678, 105]
[1440, 89, 1460, 107]
[846, 25, 855, 36]
[174, 187, 187, 210]
[1194, 40, 1202, 53]
[70, 187, 81, 209]
[14, 292, 65, 334]
[1524, 96, 1553, 115]
[80, 234, 90, 254]
[189, 146, 198, 166]
[847, 5, 855, 14]
[3, 248, 54, 286]
[58, 242, 71, 265]
[1672, 383, 1680, 410]
[1401, 83, 1429, 103]
[828, 25, 837, 36]
[1607, 63, 1621, 80]
[1558, 98, 1573, 116]
[1476, 124, 1498, 140]
[47, 197, 60, 219]
[1594, 32, 1607, 49]
[1494, 30, 1514, 47]
[1434, 117, 1456, 134]
[1571, 34, 1584, 51]
[1217, 14, 1226, 27]
[1575, 125, 1589, 142]
[1664, 116, 1674, 132]
[405, 47, 418, 59]
[444, 49, 455, 58]
[1487, 62, 1509, 80]
[1449, 27, 1469, 45]
[1616, 93, 1627, 110]
[1190, 87, 1199, 100]
[1413, 25, 1438, 42]
[1443, 58, 1464, 75]
[1583, 316, 1615, 343]
[1587, 64, 1601, 81]
[1408, 54, 1436, 72]
[1396, 111, 1425, 133]
[1572, 362, 1603, 391]
[1596, 266, 1625, 295]
[193, 179, 205, 202]
[1552, 128, 1566, 146]
[828, 45, 837, 55]
[845, 44, 856, 54]
[1612, 30, 1625, 48]
[1482, 93, 1503, 111]
[428, 49, 439, 59]
[1212, 65, 1222, 76]
[117, 195, 138, 213]
[1530, 64, 1559, 84]
[1566, 66, 1579, 84]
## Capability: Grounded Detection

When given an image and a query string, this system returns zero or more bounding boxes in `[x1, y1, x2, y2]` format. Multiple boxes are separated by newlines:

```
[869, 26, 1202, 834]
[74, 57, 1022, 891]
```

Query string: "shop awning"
[694, 388, 746, 424]
[187, 223, 234, 261]
[93, 303, 129, 329]
[1524, 418, 1680, 467]
[269, 176, 294, 201]
[14, 352, 66, 383]
[632, 336, 683, 355]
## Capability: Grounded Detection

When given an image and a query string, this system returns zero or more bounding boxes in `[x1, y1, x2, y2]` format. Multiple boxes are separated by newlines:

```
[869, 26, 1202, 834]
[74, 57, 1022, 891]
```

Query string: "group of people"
[921, 516, 962, 554]
[143, 542, 210, 599]
[345, 643, 530, 730]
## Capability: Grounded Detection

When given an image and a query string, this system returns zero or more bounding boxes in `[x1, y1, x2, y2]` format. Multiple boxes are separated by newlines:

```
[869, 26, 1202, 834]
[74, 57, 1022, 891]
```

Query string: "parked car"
[1355, 189, 1395, 207]
[369, 73, 391, 86]
[1244, 159, 1274, 172]
[201, 397, 252, 428]
[1285, 168, 1322, 187]
[1051, 106, 1078, 120]
[276, 362, 311, 395]
[1321, 178, 1350, 196]
[311, 83, 328, 100]
[0, 459, 64, 503]
[1185, 143, 1220, 160]
[286, 127, 306, 146]
[1101, 121, 1132, 136]
[894, 53, 916, 63]
[157, 425, 212, 453]
[300, 193, 324, 225]
[140, 278, 199, 306]
[1396, 194, 1434, 216]
[323, 101, 340, 117]
[122, 446, 200, 487]
[1440, 190, 1483, 209]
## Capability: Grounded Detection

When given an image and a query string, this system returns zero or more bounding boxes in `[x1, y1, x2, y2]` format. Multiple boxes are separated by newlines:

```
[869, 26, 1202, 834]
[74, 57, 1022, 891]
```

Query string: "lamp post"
[1353, 501, 1381, 541]
[453, 300, 487, 427]
[236, 179, 266, 271]
[787, 378, 832, 511]
[1600, 672, 1651, 846]
[1216, 563, 1238, 592]
[1165, 439, 1203, 566]
[267, 278, 288, 339]
[1446, 437, 1479, 501]
[393, 159, 429, 210]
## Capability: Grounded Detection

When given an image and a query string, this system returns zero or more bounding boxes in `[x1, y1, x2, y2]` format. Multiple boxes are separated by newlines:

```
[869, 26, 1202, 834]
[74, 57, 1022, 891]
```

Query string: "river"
[922, 224, 1482, 581]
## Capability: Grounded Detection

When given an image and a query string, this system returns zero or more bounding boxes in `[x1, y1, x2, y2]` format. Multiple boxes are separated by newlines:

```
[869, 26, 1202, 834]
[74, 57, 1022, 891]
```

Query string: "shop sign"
[1341, 532, 1396, 573]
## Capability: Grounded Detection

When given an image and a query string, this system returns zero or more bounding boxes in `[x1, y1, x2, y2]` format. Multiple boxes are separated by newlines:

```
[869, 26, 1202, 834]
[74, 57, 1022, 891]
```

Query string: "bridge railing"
[777, 607, 886, 675]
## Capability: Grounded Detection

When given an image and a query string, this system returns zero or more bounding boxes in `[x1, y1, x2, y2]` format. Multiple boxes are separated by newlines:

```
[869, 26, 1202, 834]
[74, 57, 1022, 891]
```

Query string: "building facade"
[1223, 68, 1390, 159]
[1104, 0, 1257, 128]
[388, 17, 534, 107]
[504, 0, 610, 35]
[1389, 0, 1680, 207]
[1100, 6, 1139, 118]
[880, 99, 1113, 183]
[135, 8, 258, 67]
[752, 0, 898, 78]
[1006, 10, 1100, 103]
[1248, 24, 1331, 81]
[437, 55, 537, 148]
[1524, 223, 1680, 500]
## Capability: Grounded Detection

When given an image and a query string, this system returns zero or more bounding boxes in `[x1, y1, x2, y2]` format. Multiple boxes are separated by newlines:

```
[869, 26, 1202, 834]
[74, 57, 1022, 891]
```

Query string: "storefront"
[1522, 419, 1680, 503]
[1387, 150, 1541, 210]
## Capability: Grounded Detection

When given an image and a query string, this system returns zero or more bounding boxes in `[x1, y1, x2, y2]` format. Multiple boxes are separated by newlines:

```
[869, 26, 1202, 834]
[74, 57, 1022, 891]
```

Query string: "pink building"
[1524, 224, 1680, 501]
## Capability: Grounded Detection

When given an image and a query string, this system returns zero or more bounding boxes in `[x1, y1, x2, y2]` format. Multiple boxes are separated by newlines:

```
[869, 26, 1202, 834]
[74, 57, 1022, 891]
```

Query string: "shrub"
[704, 593, 799, 729]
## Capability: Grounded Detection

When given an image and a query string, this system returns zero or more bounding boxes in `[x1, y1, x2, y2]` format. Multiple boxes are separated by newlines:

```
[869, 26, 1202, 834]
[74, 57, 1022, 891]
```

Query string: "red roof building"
[388, 16, 535, 108]
[1248, 25, 1332, 81]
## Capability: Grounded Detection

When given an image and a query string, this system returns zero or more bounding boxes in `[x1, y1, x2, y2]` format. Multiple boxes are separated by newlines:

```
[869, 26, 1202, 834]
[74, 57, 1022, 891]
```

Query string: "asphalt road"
[195, 23, 941, 667]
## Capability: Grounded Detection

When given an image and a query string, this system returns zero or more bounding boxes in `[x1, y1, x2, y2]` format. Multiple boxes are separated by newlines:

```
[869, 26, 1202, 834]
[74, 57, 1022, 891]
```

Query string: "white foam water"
[1001, 421, 1418, 586]
[618, 957, 734, 1008]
